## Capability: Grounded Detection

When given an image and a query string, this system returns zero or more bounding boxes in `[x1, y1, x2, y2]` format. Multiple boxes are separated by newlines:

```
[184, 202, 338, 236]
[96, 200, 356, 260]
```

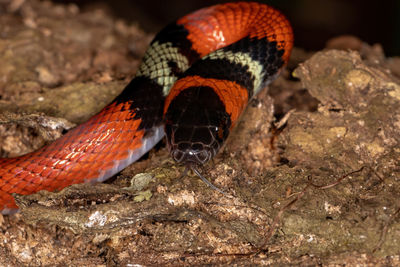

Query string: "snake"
[0, 2, 293, 214]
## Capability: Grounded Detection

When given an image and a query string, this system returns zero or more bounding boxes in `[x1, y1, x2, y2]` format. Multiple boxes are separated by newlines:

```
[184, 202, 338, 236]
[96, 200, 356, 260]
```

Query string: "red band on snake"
[0, 2, 293, 213]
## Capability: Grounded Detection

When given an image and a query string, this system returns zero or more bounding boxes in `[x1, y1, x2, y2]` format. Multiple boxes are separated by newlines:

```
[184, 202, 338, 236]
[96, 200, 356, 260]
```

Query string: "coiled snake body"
[0, 2, 293, 213]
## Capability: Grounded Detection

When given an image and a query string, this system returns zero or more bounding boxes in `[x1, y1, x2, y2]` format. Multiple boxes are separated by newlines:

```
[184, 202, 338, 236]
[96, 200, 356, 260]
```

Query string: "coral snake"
[0, 2, 293, 214]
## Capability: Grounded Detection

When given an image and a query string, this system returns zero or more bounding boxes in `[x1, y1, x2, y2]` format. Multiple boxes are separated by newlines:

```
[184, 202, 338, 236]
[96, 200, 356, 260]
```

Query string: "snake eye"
[217, 125, 224, 140]
[216, 116, 230, 141]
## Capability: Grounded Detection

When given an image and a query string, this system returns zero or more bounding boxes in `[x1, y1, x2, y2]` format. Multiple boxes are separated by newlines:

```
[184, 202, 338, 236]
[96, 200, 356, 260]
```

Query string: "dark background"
[54, 0, 400, 56]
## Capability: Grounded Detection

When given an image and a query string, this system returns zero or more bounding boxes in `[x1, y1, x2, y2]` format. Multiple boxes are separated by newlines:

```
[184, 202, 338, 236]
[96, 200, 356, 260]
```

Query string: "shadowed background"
[52, 0, 400, 56]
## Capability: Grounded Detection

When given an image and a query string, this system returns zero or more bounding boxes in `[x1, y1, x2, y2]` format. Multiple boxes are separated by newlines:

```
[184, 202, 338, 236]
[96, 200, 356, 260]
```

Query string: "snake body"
[0, 2, 293, 213]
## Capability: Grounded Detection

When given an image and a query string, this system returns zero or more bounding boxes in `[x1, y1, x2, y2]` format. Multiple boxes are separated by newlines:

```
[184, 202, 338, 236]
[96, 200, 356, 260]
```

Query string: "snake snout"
[171, 143, 212, 165]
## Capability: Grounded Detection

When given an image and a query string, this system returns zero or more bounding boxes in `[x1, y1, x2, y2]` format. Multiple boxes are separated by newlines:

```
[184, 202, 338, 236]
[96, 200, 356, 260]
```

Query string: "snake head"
[164, 86, 231, 166]
[166, 125, 216, 165]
